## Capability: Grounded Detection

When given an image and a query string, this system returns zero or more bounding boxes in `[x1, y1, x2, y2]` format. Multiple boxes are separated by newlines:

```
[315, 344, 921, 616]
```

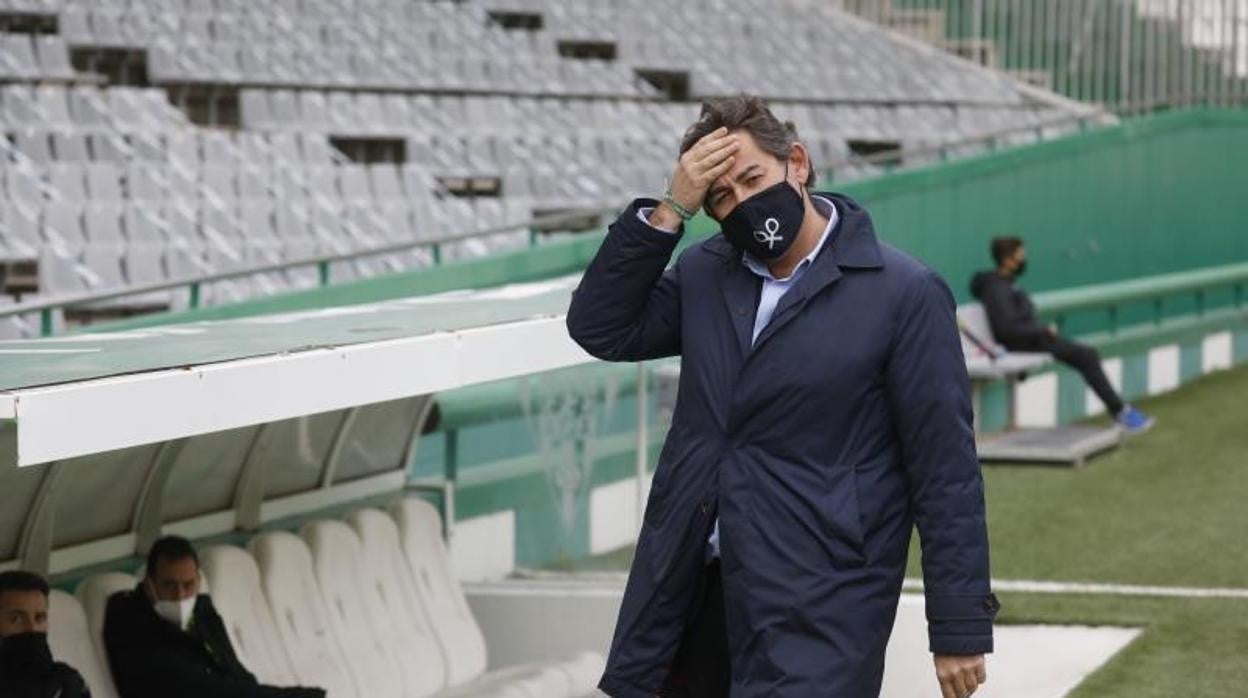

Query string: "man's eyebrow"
[708, 164, 762, 200]
[735, 164, 762, 182]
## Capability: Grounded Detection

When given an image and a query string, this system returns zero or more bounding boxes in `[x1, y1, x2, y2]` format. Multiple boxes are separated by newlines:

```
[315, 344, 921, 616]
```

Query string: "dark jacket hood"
[970, 270, 1002, 299]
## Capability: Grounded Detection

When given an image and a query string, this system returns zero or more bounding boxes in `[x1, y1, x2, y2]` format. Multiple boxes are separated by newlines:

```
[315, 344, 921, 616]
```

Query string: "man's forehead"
[710, 157, 774, 194]
[153, 557, 199, 580]
[0, 590, 48, 610]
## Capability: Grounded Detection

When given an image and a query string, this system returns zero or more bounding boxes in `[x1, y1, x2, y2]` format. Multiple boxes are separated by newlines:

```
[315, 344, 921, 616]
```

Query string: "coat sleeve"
[980, 278, 1049, 346]
[566, 199, 683, 362]
[885, 269, 999, 655]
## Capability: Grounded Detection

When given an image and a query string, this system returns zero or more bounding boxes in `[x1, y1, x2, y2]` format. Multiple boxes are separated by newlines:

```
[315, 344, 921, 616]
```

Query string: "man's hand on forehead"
[649, 127, 739, 232]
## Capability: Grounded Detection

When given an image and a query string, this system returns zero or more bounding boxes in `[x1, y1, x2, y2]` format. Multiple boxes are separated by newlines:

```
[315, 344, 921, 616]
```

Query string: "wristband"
[662, 191, 698, 221]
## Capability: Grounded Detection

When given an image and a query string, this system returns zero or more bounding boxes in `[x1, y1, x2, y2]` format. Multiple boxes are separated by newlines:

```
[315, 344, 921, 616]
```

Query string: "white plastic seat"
[301, 520, 410, 698]
[124, 244, 166, 285]
[47, 589, 120, 698]
[389, 499, 496, 683]
[199, 545, 300, 687]
[76, 571, 138, 692]
[85, 201, 125, 243]
[390, 499, 604, 697]
[345, 509, 449, 696]
[249, 531, 359, 698]
[82, 243, 125, 289]
[86, 163, 124, 200]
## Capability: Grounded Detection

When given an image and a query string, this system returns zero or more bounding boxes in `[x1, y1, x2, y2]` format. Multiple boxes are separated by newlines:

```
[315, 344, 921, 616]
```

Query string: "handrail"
[2, 205, 616, 335]
[1034, 261, 1248, 333]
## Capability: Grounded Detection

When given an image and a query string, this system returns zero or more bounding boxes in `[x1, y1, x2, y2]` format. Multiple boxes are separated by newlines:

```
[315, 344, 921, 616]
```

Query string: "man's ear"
[787, 142, 812, 189]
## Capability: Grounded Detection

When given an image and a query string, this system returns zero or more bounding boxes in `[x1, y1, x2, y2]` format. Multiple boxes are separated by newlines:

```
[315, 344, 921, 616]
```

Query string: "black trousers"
[1025, 335, 1125, 416]
[660, 561, 730, 698]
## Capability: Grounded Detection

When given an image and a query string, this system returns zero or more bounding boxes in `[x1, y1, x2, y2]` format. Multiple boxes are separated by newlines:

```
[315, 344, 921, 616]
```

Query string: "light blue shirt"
[640, 196, 841, 560]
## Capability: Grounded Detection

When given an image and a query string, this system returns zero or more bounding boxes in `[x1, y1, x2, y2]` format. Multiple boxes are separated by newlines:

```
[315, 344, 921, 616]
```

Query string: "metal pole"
[1121, 0, 1133, 111]
[634, 362, 648, 535]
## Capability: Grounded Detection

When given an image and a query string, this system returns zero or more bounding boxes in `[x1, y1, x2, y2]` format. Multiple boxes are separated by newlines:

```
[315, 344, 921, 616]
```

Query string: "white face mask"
[153, 596, 196, 631]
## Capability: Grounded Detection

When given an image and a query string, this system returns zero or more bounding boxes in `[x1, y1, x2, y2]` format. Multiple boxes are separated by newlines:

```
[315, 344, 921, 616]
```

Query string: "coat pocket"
[818, 467, 867, 565]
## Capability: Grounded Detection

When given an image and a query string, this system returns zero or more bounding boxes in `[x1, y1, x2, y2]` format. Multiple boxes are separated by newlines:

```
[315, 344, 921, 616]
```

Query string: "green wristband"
[662, 192, 697, 221]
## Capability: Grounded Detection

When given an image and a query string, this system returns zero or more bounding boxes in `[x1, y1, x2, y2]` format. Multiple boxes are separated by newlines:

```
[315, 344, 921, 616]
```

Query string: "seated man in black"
[971, 236, 1155, 433]
[104, 535, 324, 698]
[0, 570, 91, 698]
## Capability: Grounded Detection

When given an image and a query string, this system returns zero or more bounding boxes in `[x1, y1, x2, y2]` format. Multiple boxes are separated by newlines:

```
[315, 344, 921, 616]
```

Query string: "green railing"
[1037, 261, 1248, 336]
[0, 206, 614, 337]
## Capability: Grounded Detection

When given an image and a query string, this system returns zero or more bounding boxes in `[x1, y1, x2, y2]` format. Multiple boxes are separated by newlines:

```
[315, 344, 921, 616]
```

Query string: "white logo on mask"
[753, 217, 782, 250]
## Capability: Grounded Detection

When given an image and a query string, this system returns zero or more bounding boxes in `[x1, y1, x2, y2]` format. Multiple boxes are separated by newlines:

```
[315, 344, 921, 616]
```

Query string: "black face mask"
[1014, 260, 1028, 278]
[0, 632, 54, 676]
[719, 166, 806, 261]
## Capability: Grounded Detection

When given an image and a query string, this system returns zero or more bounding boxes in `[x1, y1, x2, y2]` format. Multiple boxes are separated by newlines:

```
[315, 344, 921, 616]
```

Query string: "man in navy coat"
[567, 96, 998, 698]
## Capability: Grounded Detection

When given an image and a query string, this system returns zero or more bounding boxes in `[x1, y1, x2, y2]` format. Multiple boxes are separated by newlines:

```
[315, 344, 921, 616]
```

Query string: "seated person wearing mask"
[104, 535, 324, 698]
[971, 236, 1155, 433]
[0, 570, 91, 698]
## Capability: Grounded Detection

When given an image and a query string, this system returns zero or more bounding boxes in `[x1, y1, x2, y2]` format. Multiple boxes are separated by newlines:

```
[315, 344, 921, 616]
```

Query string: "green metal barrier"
[841, 108, 1248, 305]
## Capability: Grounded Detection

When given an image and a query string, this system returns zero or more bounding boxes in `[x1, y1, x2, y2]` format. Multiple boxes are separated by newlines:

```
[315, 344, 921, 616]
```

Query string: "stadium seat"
[249, 531, 360, 698]
[344, 509, 449, 694]
[957, 303, 1053, 381]
[75, 571, 138, 693]
[303, 519, 434, 697]
[47, 589, 120, 698]
[388, 500, 488, 685]
[388, 498, 605, 697]
[199, 544, 301, 687]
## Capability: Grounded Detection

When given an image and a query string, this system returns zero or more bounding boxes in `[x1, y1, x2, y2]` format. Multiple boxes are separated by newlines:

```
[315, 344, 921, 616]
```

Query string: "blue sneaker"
[1116, 406, 1155, 434]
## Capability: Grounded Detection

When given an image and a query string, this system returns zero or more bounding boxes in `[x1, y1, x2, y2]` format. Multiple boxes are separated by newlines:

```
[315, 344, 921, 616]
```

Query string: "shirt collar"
[741, 195, 839, 282]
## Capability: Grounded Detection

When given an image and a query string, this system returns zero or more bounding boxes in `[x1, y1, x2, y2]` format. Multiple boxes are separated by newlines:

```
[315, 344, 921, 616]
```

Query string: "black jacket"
[0, 657, 90, 698]
[103, 585, 323, 698]
[970, 270, 1052, 350]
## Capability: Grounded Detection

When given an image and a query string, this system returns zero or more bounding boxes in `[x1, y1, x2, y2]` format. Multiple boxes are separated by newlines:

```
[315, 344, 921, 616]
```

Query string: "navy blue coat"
[567, 193, 998, 697]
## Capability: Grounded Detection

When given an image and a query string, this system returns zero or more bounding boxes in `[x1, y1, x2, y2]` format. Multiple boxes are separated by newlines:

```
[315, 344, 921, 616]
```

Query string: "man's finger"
[688, 127, 731, 157]
[938, 676, 958, 698]
[694, 137, 739, 168]
[949, 671, 970, 698]
[962, 668, 979, 695]
[976, 661, 988, 685]
[700, 155, 735, 185]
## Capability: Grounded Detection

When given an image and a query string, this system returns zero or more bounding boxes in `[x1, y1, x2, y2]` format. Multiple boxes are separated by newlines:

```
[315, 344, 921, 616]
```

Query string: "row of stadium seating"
[0, 0, 1086, 333]
[48, 498, 604, 698]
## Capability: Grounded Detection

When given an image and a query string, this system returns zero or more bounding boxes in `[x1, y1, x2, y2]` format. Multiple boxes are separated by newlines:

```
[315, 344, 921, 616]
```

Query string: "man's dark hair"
[0, 570, 50, 598]
[991, 236, 1024, 266]
[146, 535, 199, 579]
[679, 95, 816, 187]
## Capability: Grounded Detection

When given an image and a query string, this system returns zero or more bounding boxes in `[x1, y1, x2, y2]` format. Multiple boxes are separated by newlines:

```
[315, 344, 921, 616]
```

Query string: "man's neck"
[766, 195, 829, 279]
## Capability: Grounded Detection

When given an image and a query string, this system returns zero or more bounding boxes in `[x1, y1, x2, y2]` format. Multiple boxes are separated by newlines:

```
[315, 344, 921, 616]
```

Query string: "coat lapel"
[749, 252, 843, 353]
[720, 261, 759, 360]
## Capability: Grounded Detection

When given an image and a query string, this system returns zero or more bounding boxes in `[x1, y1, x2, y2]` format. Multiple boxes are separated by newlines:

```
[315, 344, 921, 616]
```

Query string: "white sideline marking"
[903, 578, 1248, 600]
